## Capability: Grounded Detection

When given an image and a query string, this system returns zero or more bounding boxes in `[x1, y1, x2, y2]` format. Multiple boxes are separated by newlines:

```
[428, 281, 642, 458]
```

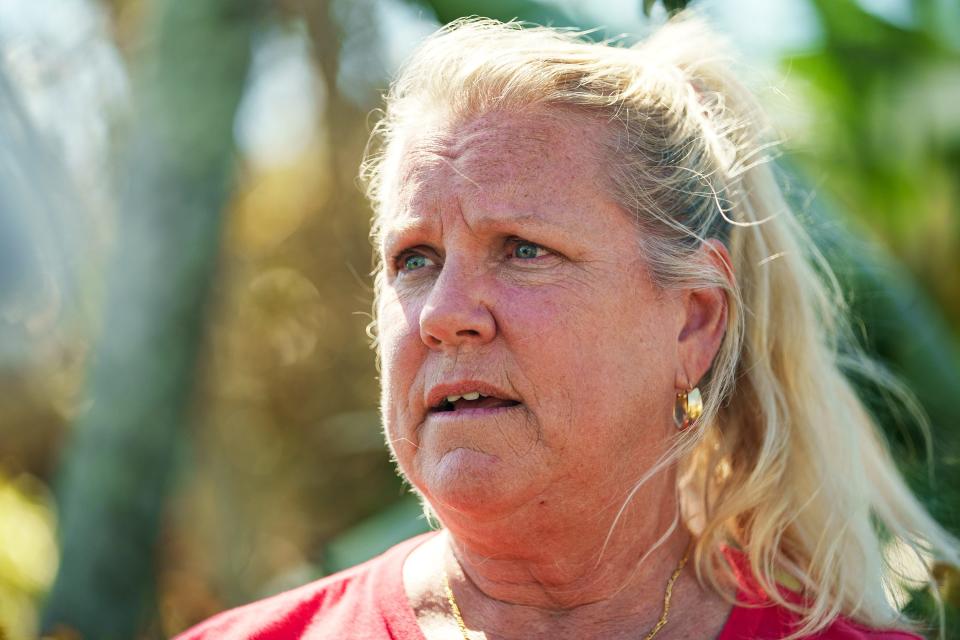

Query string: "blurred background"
[0, 0, 958, 637]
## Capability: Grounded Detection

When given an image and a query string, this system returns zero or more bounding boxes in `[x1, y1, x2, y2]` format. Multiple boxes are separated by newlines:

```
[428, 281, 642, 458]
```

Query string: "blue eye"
[401, 253, 431, 271]
[513, 242, 544, 259]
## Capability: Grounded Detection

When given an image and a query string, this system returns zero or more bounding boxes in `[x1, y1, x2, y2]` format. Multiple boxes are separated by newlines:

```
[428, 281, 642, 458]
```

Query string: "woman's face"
[375, 109, 689, 520]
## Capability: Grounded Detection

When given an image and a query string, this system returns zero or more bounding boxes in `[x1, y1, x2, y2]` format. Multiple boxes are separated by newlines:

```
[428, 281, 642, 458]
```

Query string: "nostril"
[419, 297, 496, 348]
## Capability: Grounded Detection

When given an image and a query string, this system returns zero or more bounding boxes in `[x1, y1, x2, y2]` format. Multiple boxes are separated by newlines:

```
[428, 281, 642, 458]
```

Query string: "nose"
[419, 263, 496, 350]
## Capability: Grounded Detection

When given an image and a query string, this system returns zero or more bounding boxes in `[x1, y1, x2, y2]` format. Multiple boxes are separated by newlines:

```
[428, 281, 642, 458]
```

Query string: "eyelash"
[391, 247, 436, 275]
[506, 238, 549, 260]
[391, 238, 553, 275]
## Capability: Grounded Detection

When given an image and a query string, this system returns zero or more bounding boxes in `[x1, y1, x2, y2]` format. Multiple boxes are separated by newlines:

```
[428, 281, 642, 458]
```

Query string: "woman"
[177, 13, 958, 640]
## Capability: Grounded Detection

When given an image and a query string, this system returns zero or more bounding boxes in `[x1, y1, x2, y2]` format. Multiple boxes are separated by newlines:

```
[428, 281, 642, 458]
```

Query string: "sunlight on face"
[375, 109, 686, 520]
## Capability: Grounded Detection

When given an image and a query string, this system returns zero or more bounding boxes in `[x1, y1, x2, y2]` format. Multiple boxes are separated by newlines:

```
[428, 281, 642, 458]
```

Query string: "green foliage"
[2, 0, 956, 637]
[323, 495, 431, 574]
[779, 0, 960, 632]
[39, 1, 263, 637]
[786, 0, 960, 326]
[418, 0, 578, 28]
[642, 0, 690, 17]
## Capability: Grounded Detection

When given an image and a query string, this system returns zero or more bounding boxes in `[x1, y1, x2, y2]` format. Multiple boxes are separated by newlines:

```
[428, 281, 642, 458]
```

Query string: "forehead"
[380, 108, 610, 223]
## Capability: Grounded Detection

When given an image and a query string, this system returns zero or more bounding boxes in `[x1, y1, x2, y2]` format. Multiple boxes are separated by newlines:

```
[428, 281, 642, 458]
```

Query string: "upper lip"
[425, 380, 520, 411]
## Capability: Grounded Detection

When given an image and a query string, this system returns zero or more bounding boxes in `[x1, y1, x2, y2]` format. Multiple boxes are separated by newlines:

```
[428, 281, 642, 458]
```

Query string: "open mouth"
[430, 392, 522, 413]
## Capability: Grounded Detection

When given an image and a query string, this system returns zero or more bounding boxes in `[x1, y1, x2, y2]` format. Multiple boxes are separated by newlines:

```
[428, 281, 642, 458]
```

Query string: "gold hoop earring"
[674, 387, 703, 430]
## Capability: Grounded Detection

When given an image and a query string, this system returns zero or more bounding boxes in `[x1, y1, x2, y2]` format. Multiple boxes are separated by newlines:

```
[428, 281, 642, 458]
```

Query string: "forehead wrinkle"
[394, 108, 608, 201]
[393, 147, 480, 212]
[382, 204, 573, 258]
[454, 129, 558, 187]
[383, 108, 615, 245]
[409, 109, 585, 185]
[437, 155, 481, 191]
[382, 190, 467, 258]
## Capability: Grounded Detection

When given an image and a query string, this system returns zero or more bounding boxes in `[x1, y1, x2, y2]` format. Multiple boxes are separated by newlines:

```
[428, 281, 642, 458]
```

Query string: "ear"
[676, 239, 733, 388]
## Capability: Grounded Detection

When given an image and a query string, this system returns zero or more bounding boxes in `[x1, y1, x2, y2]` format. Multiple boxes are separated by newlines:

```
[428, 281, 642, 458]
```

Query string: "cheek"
[498, 279, 668, 380]
[377, 286, 424, 367]
[495, 282, 675, 452]
[493, 288, 602, 431]
[376, 291, 425, 435]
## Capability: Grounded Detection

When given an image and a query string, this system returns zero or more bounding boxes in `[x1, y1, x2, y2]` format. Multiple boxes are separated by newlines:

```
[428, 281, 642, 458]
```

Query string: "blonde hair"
[361, 13, 959, 638]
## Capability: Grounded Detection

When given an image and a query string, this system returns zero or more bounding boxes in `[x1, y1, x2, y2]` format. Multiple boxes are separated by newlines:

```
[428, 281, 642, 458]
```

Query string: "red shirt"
[174, 532, 923, 639]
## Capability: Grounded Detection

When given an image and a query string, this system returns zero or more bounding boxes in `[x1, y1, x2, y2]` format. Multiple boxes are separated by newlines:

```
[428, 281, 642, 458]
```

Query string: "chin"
[419, 447, 530, 518]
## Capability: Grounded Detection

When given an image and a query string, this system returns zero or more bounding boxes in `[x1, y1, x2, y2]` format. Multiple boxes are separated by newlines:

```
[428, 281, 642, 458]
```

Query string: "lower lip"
[426, 405, 523, 421]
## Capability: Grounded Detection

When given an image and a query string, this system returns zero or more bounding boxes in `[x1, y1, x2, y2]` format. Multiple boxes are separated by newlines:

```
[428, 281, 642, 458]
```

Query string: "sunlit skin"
[375, 108, 732, 639]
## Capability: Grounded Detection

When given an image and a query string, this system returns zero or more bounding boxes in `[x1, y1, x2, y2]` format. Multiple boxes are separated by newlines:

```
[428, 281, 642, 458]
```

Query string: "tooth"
[462, 392, 480, 401]
[446, 395, 462, 403]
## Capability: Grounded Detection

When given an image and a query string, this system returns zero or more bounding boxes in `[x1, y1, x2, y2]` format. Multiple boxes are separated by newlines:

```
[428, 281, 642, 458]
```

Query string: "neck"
[434, 480, 701, 638]
[447, 505, 685, 607]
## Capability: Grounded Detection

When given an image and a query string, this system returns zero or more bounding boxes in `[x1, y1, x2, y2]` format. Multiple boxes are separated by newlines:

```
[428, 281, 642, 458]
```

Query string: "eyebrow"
[380, 211, 572, 254]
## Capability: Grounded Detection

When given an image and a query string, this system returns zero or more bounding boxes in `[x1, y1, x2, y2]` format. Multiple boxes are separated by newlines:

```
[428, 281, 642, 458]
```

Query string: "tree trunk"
[41, 1, 263, 637]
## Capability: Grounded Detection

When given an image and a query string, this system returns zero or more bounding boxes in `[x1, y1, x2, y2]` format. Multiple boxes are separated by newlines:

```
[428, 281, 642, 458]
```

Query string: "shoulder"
[719, 546, 924, 640]
[827, 619, 925, 640]
[171, 563, 372, 640]
[720, 594, 924, 640]
[173, 533, 436, 640]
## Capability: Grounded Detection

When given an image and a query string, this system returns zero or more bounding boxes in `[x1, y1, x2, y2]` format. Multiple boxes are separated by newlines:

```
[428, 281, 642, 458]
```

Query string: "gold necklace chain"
[441, 544, 691, 640]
